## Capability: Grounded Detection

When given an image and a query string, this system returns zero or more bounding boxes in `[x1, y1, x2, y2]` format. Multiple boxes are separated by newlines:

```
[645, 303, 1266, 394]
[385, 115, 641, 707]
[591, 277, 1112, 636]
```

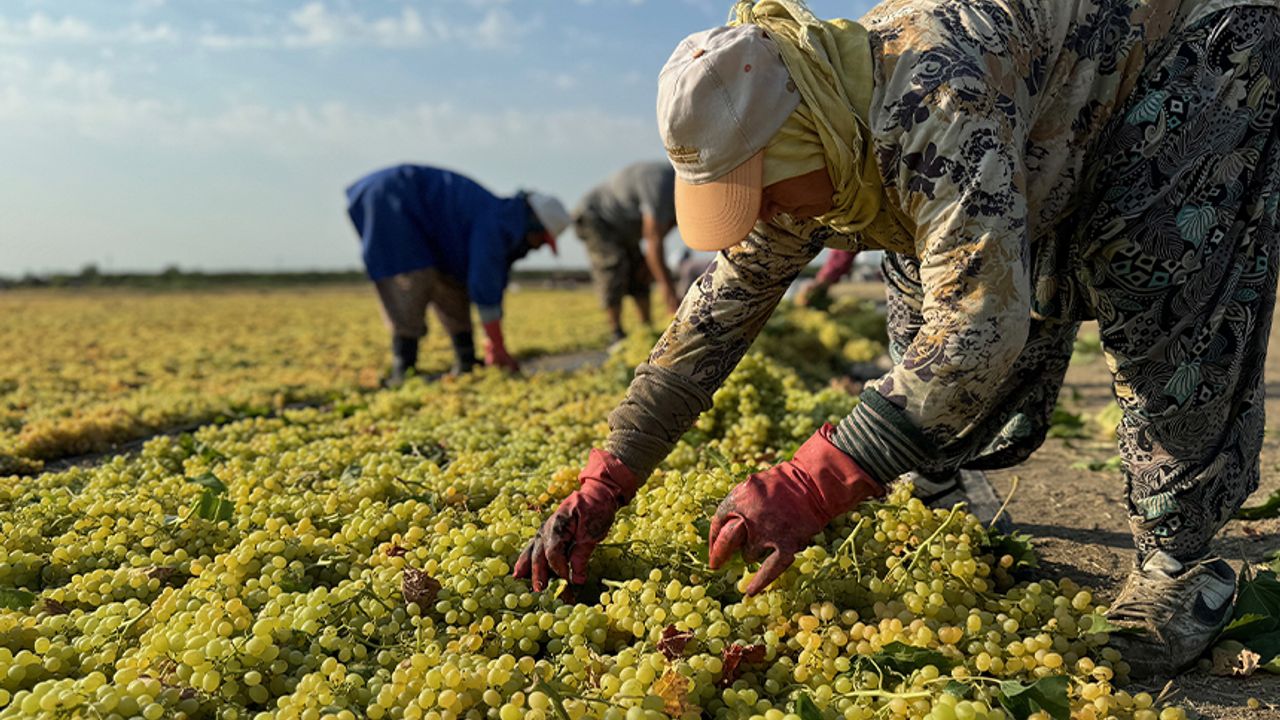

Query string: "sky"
[0, 0, 874, 275]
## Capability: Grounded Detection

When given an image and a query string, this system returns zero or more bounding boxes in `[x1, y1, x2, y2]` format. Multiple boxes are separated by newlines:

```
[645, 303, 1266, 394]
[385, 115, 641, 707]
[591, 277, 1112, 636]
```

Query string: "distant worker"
[345, 164, 570, 386]
[573, 161, 680, 342]
[796, 249, 859, 309]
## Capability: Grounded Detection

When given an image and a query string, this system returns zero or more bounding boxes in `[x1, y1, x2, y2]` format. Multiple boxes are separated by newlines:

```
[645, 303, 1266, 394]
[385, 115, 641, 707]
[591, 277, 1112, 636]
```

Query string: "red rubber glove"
[514, 449, 640, 591]
[482, 319, 519, 372]
[708, 423, 883, 595]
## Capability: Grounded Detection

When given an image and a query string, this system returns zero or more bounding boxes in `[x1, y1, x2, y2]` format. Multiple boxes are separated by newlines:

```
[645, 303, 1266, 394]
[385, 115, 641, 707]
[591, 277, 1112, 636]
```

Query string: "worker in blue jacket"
[345, 164, 570, 385]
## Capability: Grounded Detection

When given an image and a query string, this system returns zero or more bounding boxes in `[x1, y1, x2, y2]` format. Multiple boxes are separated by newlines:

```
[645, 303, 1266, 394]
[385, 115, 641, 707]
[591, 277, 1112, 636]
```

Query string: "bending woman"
[517, 0, 1280, 678]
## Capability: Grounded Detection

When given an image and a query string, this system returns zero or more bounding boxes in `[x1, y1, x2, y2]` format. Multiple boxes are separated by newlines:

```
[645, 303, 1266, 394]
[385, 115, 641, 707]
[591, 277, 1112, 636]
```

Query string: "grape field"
[0, 288, 1235, 719]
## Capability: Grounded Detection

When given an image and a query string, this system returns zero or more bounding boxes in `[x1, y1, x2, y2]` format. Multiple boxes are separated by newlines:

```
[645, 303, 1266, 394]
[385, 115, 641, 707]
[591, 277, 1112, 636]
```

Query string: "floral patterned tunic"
[605, 0, 1273, 485]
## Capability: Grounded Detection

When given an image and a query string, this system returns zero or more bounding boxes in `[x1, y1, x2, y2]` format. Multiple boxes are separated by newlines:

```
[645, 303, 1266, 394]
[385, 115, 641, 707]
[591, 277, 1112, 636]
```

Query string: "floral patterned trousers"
[884, 7, 1280, 563]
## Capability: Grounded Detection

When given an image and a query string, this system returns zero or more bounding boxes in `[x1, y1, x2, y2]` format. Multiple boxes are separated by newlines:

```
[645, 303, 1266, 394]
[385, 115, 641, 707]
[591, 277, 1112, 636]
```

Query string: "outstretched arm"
[515, 220, 827, 592]
[606, 220, 825, 478]
[641, 214, 680, 314]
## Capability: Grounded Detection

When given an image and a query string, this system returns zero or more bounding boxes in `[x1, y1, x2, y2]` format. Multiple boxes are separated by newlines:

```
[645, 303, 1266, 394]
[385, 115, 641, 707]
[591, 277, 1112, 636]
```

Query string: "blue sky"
[0, 0, 874, 274]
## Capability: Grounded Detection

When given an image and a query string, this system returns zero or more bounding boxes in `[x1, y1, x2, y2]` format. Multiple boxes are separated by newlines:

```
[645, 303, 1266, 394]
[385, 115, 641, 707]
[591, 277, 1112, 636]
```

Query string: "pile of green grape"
[0, 304, 1187, 719]
[0, 287, 613, 473]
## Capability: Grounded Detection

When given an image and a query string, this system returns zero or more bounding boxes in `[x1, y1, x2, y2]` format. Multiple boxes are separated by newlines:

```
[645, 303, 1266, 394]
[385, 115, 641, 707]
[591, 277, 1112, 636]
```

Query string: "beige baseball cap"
[657, 24, 799, 251]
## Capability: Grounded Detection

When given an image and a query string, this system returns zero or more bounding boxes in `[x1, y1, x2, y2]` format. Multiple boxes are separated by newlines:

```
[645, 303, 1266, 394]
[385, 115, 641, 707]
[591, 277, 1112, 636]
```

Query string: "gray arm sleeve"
[601, 220, 828, 477]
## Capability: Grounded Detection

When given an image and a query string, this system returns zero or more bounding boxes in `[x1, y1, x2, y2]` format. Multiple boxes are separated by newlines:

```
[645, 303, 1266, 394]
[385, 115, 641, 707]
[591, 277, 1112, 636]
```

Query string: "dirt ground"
[839, 282, 1280, 718]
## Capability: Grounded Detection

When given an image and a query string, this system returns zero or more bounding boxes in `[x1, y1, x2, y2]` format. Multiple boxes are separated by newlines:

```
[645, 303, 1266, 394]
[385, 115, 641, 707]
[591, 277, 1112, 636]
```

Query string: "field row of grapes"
[0, 288, 611, 474]
[0, 294, 1194, 720]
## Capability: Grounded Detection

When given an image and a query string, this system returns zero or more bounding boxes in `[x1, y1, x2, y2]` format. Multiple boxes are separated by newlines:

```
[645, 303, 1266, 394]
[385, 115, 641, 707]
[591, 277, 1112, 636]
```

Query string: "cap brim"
[675, 150, 763, 252]
[544, 231, 558, 256]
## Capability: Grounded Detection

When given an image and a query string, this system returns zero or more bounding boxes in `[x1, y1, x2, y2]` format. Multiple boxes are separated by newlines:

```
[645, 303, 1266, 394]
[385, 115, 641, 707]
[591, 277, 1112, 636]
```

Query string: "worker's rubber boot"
[607, 327, 627, 354]
[449, 332, 477, 376]
[906, 469, 1013, 533]
[388, 335, 419, 388]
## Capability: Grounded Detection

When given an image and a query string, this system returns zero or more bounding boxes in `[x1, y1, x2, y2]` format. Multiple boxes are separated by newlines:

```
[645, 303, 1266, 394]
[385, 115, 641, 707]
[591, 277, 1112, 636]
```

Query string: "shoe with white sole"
[1104, 550, 1236, 679]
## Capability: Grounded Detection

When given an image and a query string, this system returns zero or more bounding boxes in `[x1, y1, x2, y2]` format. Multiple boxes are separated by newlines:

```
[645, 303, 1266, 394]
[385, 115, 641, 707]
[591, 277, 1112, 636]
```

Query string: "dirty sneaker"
[1104, 551, 1236, 679]
[905, 469, 1013, 533]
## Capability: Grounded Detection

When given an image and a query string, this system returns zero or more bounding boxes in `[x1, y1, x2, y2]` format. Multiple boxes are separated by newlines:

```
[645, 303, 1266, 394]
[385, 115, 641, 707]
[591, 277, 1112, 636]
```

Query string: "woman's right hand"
[513, 449, 639, 591]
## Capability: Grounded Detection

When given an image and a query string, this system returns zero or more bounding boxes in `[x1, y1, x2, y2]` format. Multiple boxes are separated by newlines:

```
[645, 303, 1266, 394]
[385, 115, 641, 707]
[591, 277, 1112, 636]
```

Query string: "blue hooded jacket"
[345, 165, 530, 321]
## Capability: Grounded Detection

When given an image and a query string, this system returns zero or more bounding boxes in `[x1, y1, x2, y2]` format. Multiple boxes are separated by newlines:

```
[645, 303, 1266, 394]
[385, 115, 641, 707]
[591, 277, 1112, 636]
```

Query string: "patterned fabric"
[609, 0, 1190, 477]
[880, 5, 1280, 562]
[1076, 6, 1280, 561]
[605, 0, 1280, 551]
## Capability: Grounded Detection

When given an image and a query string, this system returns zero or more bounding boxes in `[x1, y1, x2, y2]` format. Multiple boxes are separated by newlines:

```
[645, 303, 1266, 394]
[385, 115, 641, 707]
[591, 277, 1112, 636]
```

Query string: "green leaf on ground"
[179, 433, 227, 462]
[185, 472, 227, 493]
[1070, 455, 1123, 473]
[193, 488, 234, 522]
[793, 692, 822, 720]
[1048, 407, 1087, 439]
[340, 463, 363, 485]
[0, 587, 36, 611]
[986, 529, 1039, 570]
[1220, 613, 1275, 641]
[1073, 333, 1103, 357]
[1237, 489, 1280, 520]
[995, 676, 1070, 720]
[1091, 403, 1123, 440]
[870, 642, 956, 674]
[703, 446, 733, 474]
[1079, 613, 1138, 636]
[1218, 567, 1280, 664]
[692, 517, 712, 564]
[943, 680, 972, 698]
[692, 517, 711, 539]
[1233, 569, 1280, 628]
[1247, 632, 1280, 668]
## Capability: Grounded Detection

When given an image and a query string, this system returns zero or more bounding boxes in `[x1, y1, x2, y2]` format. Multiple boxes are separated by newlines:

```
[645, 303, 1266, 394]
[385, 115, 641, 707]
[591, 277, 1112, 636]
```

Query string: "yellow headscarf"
[730, 0, 881, 233]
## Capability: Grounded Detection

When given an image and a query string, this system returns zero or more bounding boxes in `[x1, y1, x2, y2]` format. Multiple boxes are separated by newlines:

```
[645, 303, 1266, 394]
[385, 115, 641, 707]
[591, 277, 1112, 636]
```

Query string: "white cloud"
[284, 3, 427, 48]
[122, 21, 177, 44]
[198, 31, 274, 50]
[0, 52, 651, 166]
[0, 59, 172, 137]
[197, 3, 528, 52]
[0, 12, 176, 45]
[0, 13, 92, 43]
[472, 8, 526, 49]
[531, 69, 578, 91]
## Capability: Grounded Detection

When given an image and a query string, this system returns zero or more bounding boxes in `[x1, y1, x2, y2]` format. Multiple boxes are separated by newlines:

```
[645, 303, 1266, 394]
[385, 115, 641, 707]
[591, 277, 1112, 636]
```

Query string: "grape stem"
[894, 506, 961, 593]
[989, 475, 1018, 531]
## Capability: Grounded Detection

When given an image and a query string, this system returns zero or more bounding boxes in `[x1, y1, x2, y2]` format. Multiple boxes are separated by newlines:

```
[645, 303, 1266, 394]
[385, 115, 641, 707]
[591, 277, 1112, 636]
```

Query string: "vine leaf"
[658, 625, 694, 660]
[0, 587, 36, 611]
[652, 669, 694, 716]
[994, 676, 1069, 720]
[193, 489, 233, 522]
[870, 642, 955, 673]
[186, 472, 227, 493]
[793, 692, 822, 720]
[401, 567, 441, 606]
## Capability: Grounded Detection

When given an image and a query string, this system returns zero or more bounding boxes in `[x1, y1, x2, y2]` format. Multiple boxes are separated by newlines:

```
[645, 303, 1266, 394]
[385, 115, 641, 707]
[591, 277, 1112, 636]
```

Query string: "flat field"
[0, 285, 1274, 719]
[0, 286, 610, 474]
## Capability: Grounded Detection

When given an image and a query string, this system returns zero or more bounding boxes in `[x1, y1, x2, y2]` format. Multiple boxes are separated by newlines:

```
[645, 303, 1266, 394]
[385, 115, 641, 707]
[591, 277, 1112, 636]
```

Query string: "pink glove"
[514, 449, 640, 590]
[482, 319, 519, 372]
[708, 423, 883, 595]
[815, 249, 857, 284]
